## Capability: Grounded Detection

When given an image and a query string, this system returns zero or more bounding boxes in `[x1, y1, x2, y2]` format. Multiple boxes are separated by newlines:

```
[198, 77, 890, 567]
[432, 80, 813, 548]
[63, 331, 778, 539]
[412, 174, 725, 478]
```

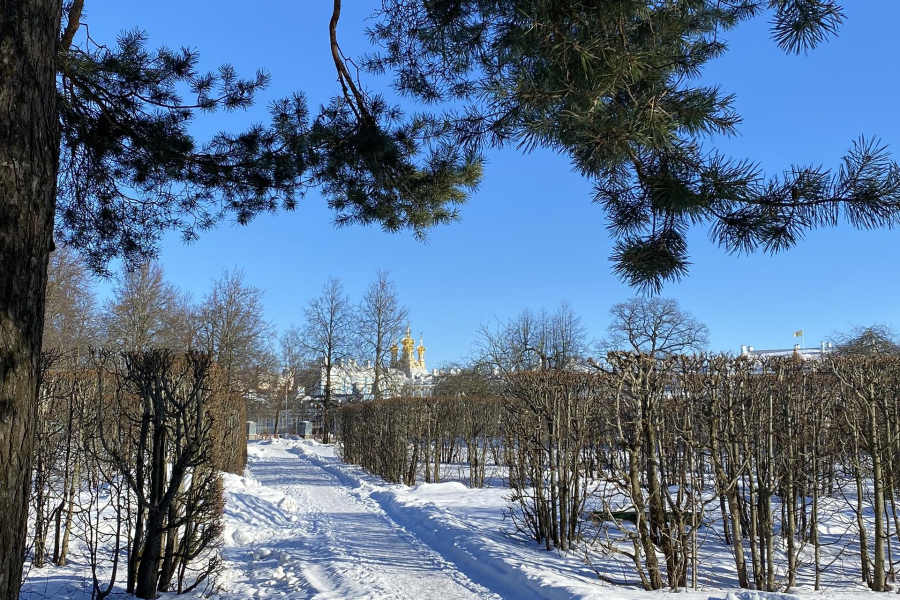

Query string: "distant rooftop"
[740, 341, 834, 359]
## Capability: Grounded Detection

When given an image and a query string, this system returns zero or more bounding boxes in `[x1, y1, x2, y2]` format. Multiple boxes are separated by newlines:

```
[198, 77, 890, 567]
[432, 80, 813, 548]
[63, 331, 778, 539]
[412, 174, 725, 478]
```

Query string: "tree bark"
[0, 1, 61, 598]
[57, 455, 81, 566]
[867, 396, 887, 592]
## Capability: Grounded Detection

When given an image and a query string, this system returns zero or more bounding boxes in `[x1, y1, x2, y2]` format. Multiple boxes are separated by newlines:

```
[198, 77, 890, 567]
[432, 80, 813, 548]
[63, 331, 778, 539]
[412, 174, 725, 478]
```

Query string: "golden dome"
[402, 326, 414, 349]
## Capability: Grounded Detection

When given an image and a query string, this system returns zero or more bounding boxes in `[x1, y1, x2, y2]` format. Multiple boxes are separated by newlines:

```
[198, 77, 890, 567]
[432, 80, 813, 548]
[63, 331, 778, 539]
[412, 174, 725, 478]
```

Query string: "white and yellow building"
[315, 325, 439, 400]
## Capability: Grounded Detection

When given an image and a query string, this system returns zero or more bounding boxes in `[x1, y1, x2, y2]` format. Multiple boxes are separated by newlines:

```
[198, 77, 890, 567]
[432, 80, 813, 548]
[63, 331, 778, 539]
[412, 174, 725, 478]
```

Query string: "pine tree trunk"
[0, 1, 61, 598]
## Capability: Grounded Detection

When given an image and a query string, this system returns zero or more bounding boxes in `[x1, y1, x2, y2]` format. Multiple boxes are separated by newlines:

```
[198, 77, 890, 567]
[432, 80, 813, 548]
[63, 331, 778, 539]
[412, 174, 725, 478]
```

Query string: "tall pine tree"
[0, 1, 479, 597]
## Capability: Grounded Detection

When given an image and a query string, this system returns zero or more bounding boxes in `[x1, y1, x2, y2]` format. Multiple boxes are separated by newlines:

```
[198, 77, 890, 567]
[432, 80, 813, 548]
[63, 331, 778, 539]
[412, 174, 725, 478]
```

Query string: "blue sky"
[85, 1, 900, 367]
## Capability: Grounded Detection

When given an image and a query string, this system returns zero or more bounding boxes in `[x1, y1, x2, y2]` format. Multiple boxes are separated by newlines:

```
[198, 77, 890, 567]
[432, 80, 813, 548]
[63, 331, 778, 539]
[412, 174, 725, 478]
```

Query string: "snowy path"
[22, 438, 879, 600]
[219, 442, 501, 600]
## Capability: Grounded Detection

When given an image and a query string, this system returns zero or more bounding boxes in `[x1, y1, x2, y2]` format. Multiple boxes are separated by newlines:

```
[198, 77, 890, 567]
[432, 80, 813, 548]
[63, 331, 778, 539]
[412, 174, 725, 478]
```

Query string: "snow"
[219, 440, 498, 599]
[215, 439, 881, 600]
[723, 594, 802, 600]
[19, 438, 888, 600]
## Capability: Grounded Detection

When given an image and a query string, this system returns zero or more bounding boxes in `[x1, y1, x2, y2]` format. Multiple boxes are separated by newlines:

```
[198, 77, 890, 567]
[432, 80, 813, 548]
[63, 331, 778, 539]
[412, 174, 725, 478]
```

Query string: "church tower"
[396, 325, 427, 377]
[390, 339, 399, 368]
[416, 335, 426, 369]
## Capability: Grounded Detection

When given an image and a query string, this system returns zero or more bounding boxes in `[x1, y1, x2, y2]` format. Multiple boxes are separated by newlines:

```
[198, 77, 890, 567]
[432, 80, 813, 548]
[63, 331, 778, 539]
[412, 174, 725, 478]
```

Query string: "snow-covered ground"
[215, 439, 879, 600]
[20, 438, 886, 600]
[220, 440, 497, 599]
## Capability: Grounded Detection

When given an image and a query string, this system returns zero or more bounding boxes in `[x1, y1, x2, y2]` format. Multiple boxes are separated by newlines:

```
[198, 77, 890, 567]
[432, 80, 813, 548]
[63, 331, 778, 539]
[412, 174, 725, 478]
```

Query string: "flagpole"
[793, 328, 805, 352]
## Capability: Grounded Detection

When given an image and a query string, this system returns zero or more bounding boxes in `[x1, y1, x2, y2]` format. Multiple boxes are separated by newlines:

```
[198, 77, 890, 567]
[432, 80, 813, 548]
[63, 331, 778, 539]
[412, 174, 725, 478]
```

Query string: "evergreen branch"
[330, 0, 370, 123]
[769, 0, 844, 54]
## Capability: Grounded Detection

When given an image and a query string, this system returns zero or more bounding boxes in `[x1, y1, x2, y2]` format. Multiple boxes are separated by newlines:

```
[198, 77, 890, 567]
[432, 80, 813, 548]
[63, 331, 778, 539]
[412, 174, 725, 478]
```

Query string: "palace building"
[315, 325, 439, 400]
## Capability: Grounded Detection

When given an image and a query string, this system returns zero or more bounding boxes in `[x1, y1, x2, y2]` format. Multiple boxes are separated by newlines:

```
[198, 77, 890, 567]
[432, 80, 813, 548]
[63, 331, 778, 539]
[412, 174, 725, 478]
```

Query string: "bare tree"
[829, 355, 894, 592]
[603, 297, 708, 357]
[165, 290, 200, 352]
[42, 245, 98, 353]
[833, 324, 900, 356]
[476, 302, 588, 375]
[196, 269, 273, 393]
[505, 371, 599, 552]
[249, 345, 297, 437]
[299, 277, 353, 443]
[546, 302, 589, 368]
[356, 270, 408, 400]
[476, 307, 541, 374]
[101, 350, 225, 598]
[433, 363, 501, 398]
[103, 263, 189, 352]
